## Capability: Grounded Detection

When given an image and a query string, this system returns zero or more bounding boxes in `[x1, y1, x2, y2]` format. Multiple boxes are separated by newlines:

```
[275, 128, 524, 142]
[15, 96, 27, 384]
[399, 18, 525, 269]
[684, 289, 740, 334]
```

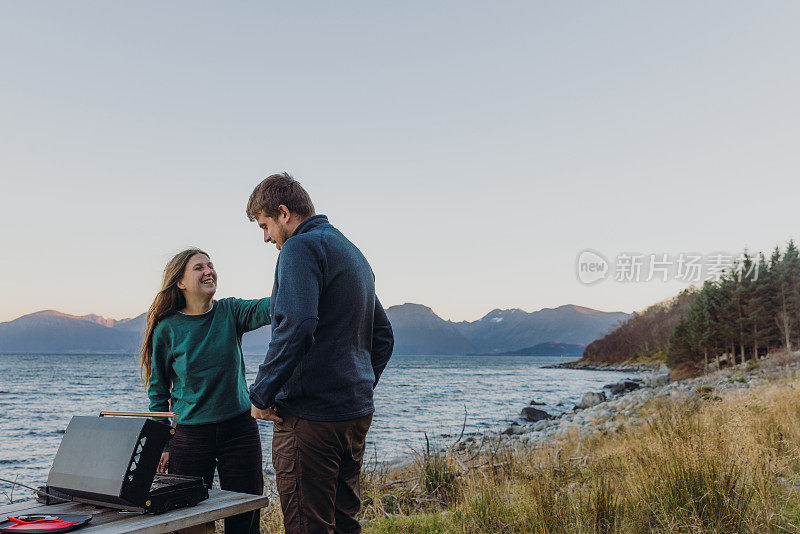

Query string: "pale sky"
[1, 2, 799, 323]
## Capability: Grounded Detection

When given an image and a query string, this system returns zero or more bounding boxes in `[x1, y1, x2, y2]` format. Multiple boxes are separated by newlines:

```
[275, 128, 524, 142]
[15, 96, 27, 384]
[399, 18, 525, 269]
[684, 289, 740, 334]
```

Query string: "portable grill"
[37, 412, 208, 514]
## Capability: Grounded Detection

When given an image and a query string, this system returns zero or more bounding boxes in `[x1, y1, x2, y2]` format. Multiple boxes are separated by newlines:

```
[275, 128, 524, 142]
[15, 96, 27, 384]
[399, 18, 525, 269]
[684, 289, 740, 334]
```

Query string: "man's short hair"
[246, 172, 315, 221]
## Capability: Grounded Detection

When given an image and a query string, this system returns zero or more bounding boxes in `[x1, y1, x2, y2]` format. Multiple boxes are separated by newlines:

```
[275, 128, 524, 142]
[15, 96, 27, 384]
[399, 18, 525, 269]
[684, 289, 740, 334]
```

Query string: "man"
[246, 172, 394, 534]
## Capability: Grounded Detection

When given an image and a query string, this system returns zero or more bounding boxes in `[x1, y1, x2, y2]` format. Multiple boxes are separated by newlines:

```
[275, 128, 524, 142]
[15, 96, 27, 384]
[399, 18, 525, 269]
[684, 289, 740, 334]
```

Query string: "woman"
[140, 248, 269, 534]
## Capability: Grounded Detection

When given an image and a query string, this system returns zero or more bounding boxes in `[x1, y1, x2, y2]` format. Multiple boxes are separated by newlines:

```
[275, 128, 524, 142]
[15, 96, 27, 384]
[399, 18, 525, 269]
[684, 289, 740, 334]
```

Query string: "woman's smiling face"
[177, 253, 217, 297]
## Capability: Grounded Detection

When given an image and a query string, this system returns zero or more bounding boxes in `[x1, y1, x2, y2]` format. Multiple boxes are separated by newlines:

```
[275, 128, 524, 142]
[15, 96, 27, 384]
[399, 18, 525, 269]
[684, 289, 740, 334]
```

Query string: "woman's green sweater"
[148, 297, 270, 425]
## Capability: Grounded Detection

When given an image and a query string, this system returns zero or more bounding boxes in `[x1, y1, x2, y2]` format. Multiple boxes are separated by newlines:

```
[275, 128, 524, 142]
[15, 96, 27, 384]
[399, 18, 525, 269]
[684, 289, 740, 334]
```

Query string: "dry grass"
[260, 354, 800, 533]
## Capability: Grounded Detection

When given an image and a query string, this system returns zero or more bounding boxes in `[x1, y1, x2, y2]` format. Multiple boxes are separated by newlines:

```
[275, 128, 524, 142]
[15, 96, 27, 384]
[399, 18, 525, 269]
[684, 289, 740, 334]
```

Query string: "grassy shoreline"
[260, 351, 800, 533]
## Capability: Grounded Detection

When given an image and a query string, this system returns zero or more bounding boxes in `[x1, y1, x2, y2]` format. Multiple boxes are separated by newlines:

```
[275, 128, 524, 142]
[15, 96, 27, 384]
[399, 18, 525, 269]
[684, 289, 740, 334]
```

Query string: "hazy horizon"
[3, 2, 799, 323]
[3, 300, 632, 325]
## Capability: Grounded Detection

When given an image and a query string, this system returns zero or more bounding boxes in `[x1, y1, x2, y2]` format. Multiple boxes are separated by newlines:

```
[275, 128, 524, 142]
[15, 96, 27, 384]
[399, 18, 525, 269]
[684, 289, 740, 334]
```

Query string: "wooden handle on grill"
[99, 411, 176, 418]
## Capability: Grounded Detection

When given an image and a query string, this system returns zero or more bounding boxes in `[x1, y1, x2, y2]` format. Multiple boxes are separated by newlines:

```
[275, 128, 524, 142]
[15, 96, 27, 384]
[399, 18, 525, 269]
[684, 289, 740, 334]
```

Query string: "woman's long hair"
[140, 248, 209, 389]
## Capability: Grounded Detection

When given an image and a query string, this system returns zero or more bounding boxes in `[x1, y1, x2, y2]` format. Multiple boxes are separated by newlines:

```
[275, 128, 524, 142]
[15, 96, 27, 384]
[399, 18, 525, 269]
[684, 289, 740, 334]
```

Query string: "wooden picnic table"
[0, 489, 269, 533]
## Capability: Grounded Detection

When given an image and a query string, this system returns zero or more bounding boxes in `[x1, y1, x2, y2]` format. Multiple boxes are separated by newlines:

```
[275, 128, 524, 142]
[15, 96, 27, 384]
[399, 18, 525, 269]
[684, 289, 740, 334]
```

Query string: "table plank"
[0, 490, 269, 533]
[0, 499, 46, 515]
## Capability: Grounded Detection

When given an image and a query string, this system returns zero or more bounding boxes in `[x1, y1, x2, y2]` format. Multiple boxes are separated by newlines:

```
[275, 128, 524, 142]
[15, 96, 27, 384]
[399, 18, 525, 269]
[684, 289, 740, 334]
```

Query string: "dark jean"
[273, 412, 373, 534]
[169, 411, 264, 534]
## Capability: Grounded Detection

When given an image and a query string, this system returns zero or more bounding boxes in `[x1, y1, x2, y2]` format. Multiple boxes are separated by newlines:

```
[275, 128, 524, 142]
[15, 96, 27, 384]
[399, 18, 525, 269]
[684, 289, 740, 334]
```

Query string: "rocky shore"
[456, 353, 799, 455]
[356, 351, 800, 532]
[544, 359, 664, 372]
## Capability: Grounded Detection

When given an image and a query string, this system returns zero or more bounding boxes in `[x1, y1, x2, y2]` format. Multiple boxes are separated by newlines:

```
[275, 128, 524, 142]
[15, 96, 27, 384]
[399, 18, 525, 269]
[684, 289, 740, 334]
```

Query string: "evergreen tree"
[776, 244, 797, 351]
[666, 316, 694, 368]
[737, 250, 759, 360]
[716, 272, 739, 362]
[686, 287, 713, 369]
[784, 240, 800, 348]
[703, 282, 724, 364]
[751, 252, 777, 354]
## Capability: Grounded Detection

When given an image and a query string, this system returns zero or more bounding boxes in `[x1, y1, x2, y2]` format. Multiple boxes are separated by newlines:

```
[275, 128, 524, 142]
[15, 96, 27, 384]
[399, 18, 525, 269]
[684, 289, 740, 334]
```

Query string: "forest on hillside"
[582, 290, 694, 364]
[583, 240, 800, 372]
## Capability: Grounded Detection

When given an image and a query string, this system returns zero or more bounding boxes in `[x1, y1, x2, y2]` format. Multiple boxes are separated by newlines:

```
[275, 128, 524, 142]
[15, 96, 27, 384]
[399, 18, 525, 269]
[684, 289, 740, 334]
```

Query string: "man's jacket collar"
[291, 214, 329, 238]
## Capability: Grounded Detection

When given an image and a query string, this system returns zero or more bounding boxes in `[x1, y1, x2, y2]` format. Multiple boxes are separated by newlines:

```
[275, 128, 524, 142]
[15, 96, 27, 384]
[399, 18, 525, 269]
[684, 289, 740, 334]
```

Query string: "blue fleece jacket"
[249, 215, 394, 421]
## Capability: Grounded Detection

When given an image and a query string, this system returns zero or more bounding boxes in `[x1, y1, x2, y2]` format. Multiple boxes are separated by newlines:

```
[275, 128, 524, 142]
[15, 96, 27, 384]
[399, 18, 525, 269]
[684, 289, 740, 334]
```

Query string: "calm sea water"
[0, 353, 634, 493]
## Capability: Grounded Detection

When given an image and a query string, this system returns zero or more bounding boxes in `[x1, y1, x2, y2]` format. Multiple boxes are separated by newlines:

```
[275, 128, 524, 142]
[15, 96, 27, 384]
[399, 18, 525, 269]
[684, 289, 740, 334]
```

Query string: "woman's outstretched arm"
[228, 297, 271, 334]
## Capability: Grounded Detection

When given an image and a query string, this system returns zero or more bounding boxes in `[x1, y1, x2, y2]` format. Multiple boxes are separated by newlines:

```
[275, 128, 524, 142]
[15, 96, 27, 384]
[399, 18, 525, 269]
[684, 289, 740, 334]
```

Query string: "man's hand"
[157, 452, 169, 474]
[251, 404, 284, 424]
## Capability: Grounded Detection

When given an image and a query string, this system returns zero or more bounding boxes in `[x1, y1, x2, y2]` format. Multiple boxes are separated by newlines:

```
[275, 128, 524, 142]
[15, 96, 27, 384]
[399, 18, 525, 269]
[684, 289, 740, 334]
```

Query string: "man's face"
[256, 212, 291, 250]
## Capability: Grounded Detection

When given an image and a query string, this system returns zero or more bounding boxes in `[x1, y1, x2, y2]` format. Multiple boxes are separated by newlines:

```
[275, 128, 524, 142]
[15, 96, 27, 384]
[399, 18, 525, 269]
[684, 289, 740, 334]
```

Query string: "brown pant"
[272, 412, 373, 534]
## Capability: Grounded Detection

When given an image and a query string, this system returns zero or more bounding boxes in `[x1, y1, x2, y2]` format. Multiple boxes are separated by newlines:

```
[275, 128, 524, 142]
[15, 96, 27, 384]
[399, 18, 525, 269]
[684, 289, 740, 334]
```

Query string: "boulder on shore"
[643, 372, 670, 388]
[520, 406, 552, 421]
[503, 422, 526, 435]
[605, 380, 641, 395]
[577, 391, 606, 409]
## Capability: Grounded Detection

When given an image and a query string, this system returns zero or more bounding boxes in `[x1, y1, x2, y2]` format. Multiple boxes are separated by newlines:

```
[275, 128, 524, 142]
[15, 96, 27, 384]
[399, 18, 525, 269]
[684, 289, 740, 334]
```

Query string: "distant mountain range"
[0, 303, 629, 356]
[0, 309, 270, 355]
[0, 310, 146, 354]
[387, 303, 629, 355]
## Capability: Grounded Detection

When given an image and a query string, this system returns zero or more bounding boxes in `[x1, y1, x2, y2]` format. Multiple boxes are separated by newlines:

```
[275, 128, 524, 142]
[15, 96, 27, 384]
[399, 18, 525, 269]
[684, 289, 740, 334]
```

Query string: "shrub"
[416, 434, 460, 503]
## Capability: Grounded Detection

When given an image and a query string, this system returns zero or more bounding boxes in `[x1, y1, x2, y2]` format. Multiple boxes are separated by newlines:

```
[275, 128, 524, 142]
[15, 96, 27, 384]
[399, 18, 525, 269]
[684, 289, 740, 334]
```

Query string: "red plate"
[0, 515, 91, 533]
